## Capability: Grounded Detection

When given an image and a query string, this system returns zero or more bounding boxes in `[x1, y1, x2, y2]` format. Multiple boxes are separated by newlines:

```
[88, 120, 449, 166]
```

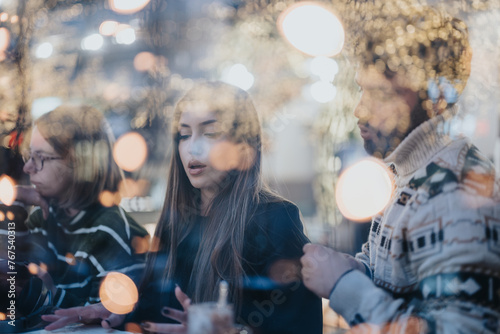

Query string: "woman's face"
[23, 126, 73, 200]
[178, 108, 230, 202]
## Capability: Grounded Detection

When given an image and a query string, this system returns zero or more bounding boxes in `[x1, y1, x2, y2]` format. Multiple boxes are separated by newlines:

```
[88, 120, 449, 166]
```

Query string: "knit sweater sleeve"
[329, 187, 500, 333]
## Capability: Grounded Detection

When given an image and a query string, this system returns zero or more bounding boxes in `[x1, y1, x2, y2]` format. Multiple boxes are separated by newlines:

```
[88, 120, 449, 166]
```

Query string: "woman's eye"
[178, 134, 191, 140]
[205, 132, 221, 138]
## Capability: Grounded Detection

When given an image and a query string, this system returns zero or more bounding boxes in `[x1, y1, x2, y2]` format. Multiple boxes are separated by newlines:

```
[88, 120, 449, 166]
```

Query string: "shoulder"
[411, 138, 496, 198]
[83, 204, 148, 237]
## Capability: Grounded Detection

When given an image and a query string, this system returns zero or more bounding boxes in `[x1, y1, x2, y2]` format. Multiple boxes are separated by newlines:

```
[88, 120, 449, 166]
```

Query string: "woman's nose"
[188, 137, 204, 157]
[23, 159, 35, 174]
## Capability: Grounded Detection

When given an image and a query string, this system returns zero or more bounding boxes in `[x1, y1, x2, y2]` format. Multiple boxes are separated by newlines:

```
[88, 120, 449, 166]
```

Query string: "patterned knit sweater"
[23, 203, 148, 308]
[329, 107, 500, 333]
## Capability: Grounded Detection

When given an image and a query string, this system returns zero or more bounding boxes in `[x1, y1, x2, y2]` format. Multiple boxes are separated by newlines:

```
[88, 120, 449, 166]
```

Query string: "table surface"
[18, 324, 134, 334]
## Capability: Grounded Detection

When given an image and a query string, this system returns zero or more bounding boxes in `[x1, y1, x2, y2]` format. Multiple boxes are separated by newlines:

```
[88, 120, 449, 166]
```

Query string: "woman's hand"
[15, 185, 49, 219]
[41, 303, 124, 331]
[142, 285, 191, 334]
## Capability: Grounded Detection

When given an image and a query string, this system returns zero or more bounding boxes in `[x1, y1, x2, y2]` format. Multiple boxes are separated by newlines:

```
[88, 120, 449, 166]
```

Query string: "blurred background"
[0, 0, 499, 331]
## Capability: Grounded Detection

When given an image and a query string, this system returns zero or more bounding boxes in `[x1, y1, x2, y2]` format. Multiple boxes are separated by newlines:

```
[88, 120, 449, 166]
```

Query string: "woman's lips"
[188, 166, 206, 175]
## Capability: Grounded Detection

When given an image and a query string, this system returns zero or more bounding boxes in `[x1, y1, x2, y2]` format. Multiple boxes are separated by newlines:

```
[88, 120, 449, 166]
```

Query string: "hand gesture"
[41, 302, 125, 331]
[300, 243, 365, 299]
[142, 285, 191, 333]
[15, 185, 49, 219]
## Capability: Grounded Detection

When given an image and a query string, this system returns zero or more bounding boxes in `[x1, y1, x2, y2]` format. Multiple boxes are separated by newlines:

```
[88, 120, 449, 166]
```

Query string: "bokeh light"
[336, 158, 393, 222]
[278, 2, 344, 57]
[81, 33, 104, 51]
[133, 51, 156, 72]
[221, 64, 254, 91]
[0, 312, 6, 321]
[99, 272, 138, 315]
[310, 81, 337, 103]
[115, 27, 135, 45]
[36, 42, 53, 59]
[27, 263, 39, 275]
[99, 20, 119, 36]
[310, 57, 339, 82]
[99, 190, 116, 207]
[209, 141, 256, 171]
[109, 0, 151, 15]
[113, 132, 148, 172]
[0, 27, 10, 52]
[0, 175, 16, 206]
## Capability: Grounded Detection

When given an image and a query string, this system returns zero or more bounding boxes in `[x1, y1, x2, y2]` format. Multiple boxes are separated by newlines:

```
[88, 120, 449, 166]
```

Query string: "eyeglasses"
[22, 151, 63, 172]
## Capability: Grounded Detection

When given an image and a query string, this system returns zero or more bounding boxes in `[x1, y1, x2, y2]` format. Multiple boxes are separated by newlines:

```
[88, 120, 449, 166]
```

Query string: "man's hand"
[41, 303, 124, 331]
[15, 185, 49, 219]
[300, 243, 365, 299]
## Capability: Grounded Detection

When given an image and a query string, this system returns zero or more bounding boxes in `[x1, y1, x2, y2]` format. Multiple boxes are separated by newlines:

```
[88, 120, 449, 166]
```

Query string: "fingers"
[102, 313, 126, 329]
[174, 286, 191, 311]
[162, 307, 187, 324]
[143, 321, 187, 334]
[43, 314, 78, 331]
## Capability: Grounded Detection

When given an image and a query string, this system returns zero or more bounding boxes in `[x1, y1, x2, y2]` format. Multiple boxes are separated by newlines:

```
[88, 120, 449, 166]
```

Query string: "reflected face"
[177, 109, 229, 201]
[23, 126, 72, 200]
[354, 67, 425, 159]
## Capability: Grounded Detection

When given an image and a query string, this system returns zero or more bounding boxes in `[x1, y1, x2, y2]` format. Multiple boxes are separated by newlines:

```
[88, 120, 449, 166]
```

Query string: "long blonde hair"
[146, 81, 281, 309]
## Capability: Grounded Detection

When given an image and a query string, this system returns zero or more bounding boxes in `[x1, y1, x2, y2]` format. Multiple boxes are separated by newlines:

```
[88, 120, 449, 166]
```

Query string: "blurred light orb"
[100, 20, 119, 36]
[109, 0, 151, 14]
[0, 13, 8, 22]
[99, 272, 138, 315]
[221, 64, 254, 91]
[278, 2, 344, 57]
[36, 42, 53, 59]
[99, 190, 116, 207]
[0, 27, 10, 52]
[81, 33, 103, 51]
[134, 52, 156, 72]
[209, 142, 256, 172]
[310, 81, 337, 103]
[32, 97, 62, 120]
[336, 158, 393, 222]
[113, 132, 148, 172]
[310, 56, 338, 82]
[0, 175, 16, 206]
[116, 27, 136, 45]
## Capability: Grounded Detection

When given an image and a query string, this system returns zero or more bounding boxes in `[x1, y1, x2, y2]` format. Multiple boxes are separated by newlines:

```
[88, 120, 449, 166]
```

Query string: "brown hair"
[145, 81, 281, 309]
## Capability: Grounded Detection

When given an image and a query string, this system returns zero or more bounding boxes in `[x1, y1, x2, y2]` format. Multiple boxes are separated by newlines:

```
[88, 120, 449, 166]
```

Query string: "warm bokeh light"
[27, 263, 39, 275]
[0, 175, 16, 206]
[133, 51, 156, 72]
[99, 272, 138, 315]
[209, 141, 256, 171]
[0, 13, 8, 22]
[99, 190, 116, 207]
[113, 132, 148, 172]
[99, 20, 119, 36]
[65, 253, 76, 265]
[0, 27, 10, 52]
[278, 2, 344, 57]
[336, 158, 393, 222]
[0, 312, 6, 321]
[109, 0, 151, 14]
[0, 211, 5, 221]
[124, 322, 143, 334]
[118, 178, 149, 198]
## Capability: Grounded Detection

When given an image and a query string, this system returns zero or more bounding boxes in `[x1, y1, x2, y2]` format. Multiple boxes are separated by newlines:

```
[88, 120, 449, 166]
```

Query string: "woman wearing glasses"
[13, 104, 148, 309]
